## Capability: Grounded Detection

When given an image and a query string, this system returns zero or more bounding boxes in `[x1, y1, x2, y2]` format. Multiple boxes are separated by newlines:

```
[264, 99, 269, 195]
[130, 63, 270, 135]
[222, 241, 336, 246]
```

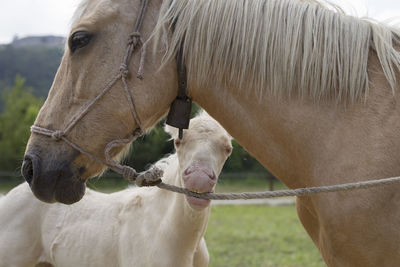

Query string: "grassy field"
[206, 205, 325, 267]
[215, 175, 286, 193]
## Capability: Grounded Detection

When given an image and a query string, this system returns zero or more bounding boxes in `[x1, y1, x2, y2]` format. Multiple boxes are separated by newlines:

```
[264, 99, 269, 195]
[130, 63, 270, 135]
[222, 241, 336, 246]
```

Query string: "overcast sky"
[0, 0, 399, 44]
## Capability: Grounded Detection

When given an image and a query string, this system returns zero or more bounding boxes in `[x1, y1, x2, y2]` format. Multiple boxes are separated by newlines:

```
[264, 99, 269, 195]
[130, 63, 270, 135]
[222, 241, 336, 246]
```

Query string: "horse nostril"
[183, 168, 192, 176]
[22, 155, 37, 185]
[209, 172, 217, 181]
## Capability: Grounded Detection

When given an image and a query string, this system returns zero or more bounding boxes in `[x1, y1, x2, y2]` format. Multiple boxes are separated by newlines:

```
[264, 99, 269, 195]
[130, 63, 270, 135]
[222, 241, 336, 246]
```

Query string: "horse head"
[22, 0, 177, 204]
[166, 112, 232, 210]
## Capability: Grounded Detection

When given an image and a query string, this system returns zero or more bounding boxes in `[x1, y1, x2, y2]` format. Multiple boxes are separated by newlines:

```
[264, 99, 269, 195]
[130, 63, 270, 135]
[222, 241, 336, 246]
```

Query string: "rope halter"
[30, 0, 163, 187]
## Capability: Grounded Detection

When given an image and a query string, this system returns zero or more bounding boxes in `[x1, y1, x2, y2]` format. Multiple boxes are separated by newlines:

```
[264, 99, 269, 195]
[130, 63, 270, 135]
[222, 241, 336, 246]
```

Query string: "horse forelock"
[71, 0, 91, 27]
[154, 0, 400, 103]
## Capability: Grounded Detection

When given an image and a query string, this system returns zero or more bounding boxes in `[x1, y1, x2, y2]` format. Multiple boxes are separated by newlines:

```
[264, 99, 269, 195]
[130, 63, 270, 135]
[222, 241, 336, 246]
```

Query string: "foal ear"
[164, 124, 179, 140]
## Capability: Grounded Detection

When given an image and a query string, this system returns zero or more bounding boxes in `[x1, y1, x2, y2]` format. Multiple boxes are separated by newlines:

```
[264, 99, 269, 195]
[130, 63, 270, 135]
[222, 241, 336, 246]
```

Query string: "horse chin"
[186, 195, 211, 210]
[54, 179, 86, 204]
[29, 167, 87, 205]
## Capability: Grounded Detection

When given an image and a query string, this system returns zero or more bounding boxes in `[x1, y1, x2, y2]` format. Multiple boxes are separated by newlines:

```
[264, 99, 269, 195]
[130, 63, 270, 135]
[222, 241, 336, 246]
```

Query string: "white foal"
[0, 113, 232, 267]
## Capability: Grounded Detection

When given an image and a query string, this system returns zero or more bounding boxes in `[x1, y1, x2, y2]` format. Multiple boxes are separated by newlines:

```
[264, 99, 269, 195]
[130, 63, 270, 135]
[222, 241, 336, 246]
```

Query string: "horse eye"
[225, 146, 232, 155]
[174, 139, 181, 147]
[69, 31, 93, 53]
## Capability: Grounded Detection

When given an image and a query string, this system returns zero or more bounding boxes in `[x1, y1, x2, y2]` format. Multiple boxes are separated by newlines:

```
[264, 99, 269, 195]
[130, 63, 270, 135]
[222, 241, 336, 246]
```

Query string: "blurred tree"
[0, 45, 63, 110]
[0, 76, 43, 170]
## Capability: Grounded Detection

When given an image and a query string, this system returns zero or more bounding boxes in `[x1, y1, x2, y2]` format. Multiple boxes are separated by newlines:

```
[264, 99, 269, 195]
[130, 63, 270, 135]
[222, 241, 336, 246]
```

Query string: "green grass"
[206, 205, 325, 267]
[216, 176, 286, 193]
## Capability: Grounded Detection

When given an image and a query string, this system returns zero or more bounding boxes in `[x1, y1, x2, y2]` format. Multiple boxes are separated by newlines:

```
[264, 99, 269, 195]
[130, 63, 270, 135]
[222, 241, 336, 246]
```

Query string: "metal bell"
[166, 97, 192, 139]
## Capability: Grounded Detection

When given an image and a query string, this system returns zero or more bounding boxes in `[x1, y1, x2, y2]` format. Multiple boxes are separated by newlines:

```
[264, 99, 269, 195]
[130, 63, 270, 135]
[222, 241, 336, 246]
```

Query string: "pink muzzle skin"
[182, 163, 217, 210]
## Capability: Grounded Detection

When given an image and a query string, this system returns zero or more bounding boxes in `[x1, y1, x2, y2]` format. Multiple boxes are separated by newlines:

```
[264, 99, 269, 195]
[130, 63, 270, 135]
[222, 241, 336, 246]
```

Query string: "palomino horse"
[1, 113, 232, 266]
[22, 0, 400, 266]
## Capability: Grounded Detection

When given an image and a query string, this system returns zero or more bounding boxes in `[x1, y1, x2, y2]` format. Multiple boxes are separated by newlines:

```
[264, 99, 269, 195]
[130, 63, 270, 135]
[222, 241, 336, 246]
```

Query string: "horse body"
[158, 2, 400, 265]
[194, 51, 400, 266]
[1, 114, 231, 267]
[21, 0, 400, 266]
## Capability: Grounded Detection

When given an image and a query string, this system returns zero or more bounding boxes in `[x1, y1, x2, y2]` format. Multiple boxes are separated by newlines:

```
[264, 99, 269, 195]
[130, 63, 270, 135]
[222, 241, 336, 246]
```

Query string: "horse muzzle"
[22, 150, 86, 204]
[183, 163, 217, 210]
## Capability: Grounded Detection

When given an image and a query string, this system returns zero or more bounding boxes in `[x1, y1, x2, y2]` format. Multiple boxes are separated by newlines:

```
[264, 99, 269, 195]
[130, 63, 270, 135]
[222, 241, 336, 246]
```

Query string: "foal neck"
[152, 154, 210, 262]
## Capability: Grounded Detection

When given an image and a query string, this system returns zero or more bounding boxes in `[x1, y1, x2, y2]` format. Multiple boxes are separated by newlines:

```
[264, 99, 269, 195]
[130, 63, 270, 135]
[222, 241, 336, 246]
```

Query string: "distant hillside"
[10, 35, 65, 48]
[0, 36, 64, 108]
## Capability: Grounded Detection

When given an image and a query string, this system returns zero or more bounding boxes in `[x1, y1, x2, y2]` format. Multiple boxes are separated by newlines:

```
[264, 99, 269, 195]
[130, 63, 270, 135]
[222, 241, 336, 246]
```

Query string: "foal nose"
[183, 165, 216, 181]
[22, 154, 39, 186]
[182, 163, 217, 194]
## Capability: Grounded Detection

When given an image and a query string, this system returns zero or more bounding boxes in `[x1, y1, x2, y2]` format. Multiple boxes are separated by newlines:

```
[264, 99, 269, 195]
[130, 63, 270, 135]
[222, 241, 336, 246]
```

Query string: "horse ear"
[164, 124, 179, 139]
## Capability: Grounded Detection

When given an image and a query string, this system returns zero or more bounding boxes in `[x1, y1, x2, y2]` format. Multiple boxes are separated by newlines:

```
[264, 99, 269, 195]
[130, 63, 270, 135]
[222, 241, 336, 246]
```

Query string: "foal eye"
[69, 31, 93, 53]
[174, 139, 181, 147]
[225, 146, 232, 155]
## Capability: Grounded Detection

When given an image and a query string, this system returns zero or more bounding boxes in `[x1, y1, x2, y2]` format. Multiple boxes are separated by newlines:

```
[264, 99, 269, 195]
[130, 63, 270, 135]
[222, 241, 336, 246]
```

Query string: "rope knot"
[119, 63, 129, 78]
[129, 32, 142, 44]
[135, 167, 163, 187]
[122, 166, 138, 182]
[133, 128, 144, 137]
[51, 130, 64, 141]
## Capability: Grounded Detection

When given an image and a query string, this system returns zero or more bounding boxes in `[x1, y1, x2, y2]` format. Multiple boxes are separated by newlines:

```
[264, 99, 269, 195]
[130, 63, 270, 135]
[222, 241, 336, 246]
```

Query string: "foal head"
[22, 0, 177, 204]
[166, 112, 232, 210]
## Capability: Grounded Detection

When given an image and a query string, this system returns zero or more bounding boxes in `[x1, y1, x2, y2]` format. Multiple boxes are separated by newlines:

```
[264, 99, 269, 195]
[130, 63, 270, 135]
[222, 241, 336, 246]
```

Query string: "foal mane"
[154, 0, 400, 102]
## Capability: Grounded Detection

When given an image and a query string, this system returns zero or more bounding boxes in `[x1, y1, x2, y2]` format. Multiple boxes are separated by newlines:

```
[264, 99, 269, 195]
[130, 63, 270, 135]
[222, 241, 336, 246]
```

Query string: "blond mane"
[154, 0, 400, 102]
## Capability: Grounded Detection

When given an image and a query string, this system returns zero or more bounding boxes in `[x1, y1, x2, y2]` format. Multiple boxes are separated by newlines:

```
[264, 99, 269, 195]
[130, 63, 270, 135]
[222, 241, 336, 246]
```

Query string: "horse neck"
[191, 51, 400, 189]
[157, 155, 210, 255]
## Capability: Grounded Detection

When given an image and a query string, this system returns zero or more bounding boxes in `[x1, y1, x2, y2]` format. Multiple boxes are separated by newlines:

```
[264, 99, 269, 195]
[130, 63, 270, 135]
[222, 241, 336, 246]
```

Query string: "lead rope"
[30, 0, 400, 199]
[156, 175, 400, 200]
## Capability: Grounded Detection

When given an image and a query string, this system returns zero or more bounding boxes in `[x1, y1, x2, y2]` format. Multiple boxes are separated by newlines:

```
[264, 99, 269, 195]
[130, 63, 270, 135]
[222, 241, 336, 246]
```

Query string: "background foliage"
[0, 45, 63, 110]
[0, 76, 43, 170]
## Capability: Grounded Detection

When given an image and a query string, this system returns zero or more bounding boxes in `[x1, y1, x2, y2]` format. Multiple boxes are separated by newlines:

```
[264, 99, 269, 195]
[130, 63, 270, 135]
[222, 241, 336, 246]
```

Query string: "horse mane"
[154, 0, 400, 102]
